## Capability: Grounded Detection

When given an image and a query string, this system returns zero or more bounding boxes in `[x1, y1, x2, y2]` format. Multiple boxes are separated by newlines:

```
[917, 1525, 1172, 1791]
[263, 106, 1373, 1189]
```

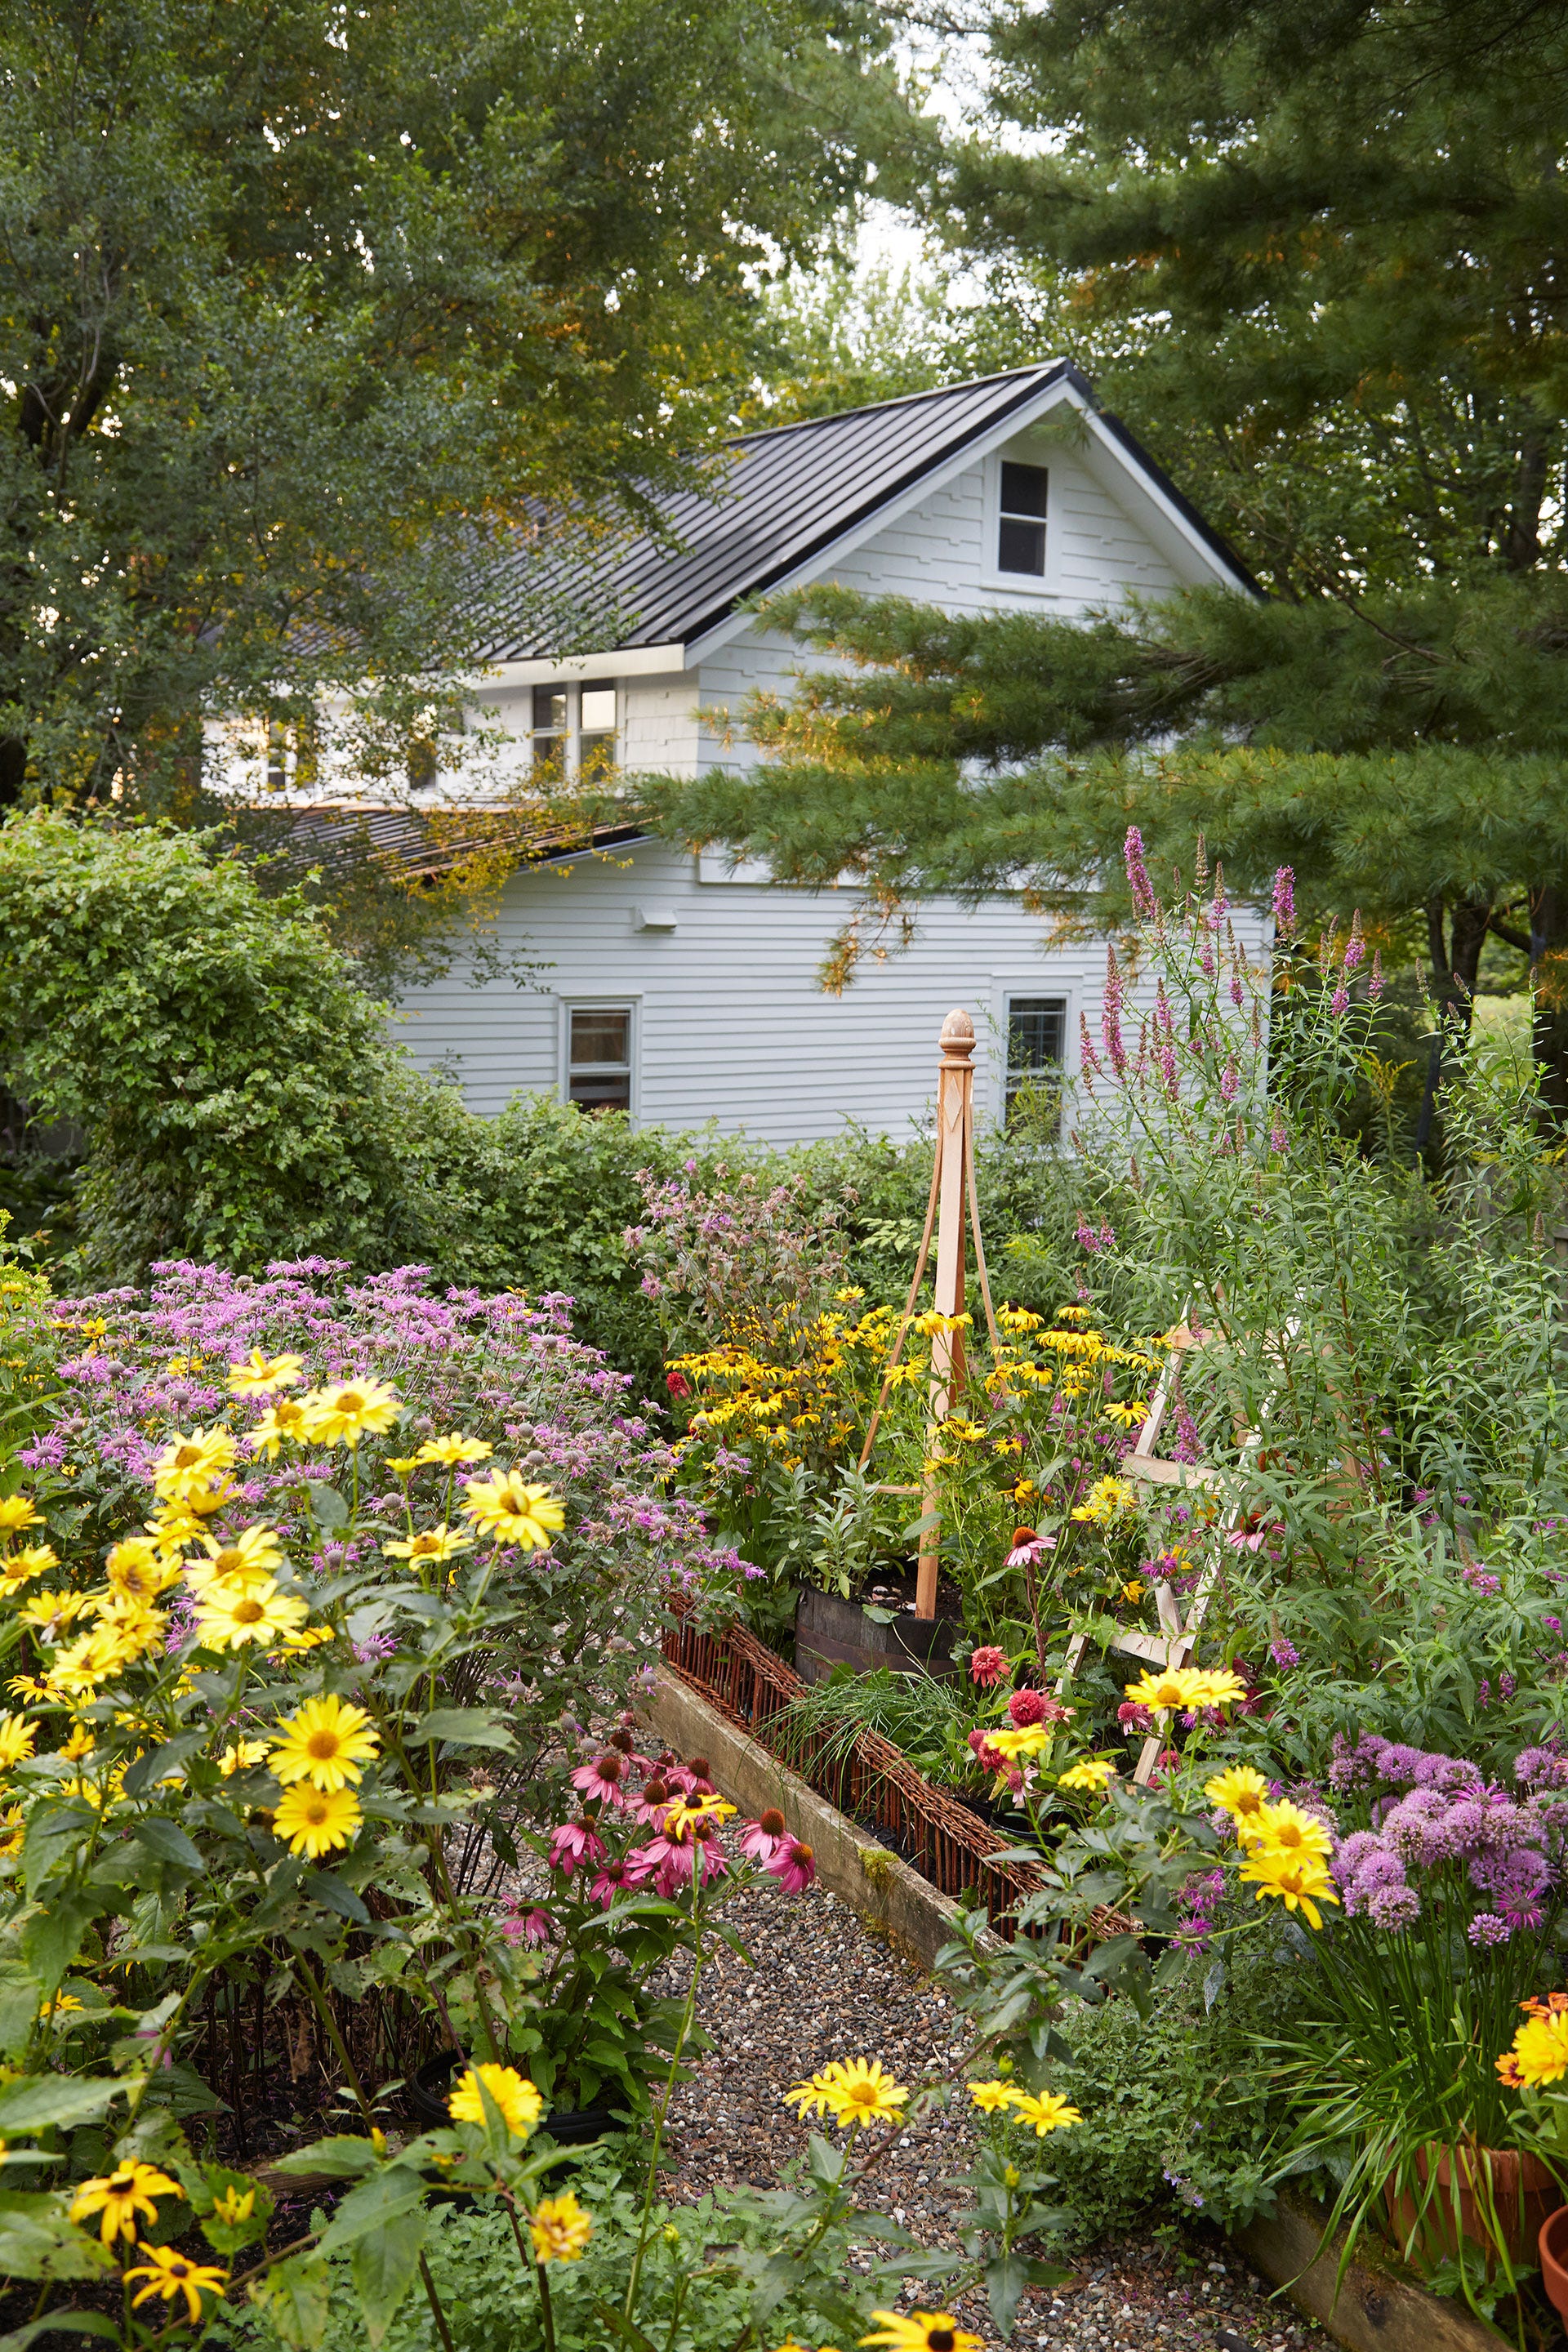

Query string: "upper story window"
[998, 461, 1048, 577]
[531, 684, 617, 780]
[1004, 994, 1067, 1131]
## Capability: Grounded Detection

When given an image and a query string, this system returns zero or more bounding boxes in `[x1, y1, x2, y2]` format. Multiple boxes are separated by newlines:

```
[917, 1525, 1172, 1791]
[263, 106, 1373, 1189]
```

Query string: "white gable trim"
[684, 376, 1250, 664]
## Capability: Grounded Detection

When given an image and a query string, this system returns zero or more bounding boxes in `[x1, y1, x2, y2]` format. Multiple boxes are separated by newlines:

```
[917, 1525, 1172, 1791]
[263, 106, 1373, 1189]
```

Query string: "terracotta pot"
[1387, 2142, 1559, 2273]
[1539, 2203, 1568, 2319]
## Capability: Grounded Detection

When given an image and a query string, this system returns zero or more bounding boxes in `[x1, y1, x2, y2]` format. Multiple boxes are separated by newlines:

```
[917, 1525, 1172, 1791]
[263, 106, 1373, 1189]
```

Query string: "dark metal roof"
[474, 362, 1257, 662]
[263, 803, 647, 882]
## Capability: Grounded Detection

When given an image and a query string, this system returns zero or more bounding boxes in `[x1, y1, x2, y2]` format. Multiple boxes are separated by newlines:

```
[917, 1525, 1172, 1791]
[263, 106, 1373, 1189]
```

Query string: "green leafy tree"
[650, 2, 1568, 1108]
[0, 0, 903, 808]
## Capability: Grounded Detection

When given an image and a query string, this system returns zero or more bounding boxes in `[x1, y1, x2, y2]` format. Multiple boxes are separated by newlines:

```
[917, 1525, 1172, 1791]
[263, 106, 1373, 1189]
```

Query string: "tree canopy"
[653, 1, 1568, 1107]
[0, 0, 905, 807]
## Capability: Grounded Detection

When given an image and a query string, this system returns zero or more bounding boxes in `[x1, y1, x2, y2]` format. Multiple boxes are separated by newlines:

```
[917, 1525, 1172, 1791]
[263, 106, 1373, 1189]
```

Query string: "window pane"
[532, 685, 567, 731]
[579, 732, 616, 782]
[570, 1009, 630, 1066]
[580, 687, 616, 731]
[569, 1072, 631, 1112]
[1000, 461, 1048, 519]
[998, 517, 1046, 576]
[1007, 998, 1066, 1072]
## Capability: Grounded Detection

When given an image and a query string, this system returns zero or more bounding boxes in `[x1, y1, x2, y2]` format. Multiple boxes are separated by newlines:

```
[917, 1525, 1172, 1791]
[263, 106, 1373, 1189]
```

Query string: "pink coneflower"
[1007, 1687, 1068, 1729]
[766, 1838, 816, 1893]
[740, 1807, 789, 1861]
[626, 1773, 675, 1826]
[1117, 1701, 1154, 1732]
[1006, 1527, 1056, 1569]
[646, 1827, 727, 1894]
[590, 1854, 655, 1906]
[571, 1750, 630, 1806]
[548, 1819, 605, 1875]
[500, 1906, 552, 1946]
[665, 1753, 715, 1796]
[969, 1645, 1007, 1688]
[1226, 1528, 1267, 1552]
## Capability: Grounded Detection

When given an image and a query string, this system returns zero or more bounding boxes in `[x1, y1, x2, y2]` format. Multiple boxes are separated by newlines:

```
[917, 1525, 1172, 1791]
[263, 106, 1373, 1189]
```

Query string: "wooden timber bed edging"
[659, 1608, 1043, 1939]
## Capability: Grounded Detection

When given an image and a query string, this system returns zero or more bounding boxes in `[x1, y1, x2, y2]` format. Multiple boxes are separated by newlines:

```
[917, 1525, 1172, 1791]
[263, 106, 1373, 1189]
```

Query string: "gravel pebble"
[657, 1873, 1324, 2352]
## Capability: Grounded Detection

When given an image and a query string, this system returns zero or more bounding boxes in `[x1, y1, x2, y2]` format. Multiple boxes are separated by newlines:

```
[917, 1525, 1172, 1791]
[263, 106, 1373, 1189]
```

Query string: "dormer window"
[998, 461, 1048, 576]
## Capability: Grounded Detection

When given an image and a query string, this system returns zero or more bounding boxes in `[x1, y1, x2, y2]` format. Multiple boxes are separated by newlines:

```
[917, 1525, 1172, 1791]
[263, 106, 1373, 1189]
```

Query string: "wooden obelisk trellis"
[858, 1009, 999, 1619]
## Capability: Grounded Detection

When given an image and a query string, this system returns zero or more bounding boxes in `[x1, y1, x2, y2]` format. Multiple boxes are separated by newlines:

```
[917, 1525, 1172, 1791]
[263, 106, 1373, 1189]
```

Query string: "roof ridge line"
[725, 359, 1068, 447]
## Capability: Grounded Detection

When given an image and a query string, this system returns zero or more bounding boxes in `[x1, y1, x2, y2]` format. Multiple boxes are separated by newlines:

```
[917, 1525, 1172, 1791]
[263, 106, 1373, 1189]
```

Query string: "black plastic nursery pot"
[407, 2051, 621, 2146]
[793, 1584, 962, 1686]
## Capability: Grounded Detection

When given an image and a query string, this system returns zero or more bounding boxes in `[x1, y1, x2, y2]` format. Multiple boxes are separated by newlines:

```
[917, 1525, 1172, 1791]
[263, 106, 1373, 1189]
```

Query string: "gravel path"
[658, 1873, 1325, 2352]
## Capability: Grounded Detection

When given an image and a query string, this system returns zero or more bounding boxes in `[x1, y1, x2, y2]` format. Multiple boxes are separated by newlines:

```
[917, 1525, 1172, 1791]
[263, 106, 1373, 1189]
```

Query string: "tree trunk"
[1530, 881, 1568, 1120]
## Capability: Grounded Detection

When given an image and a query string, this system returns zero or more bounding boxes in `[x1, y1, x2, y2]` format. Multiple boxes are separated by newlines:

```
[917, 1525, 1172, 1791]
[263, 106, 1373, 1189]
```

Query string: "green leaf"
[268, 2136, 382, 2180]
[133, 1816, 205, 1875]
[249, 2252, 333, 2350]
[408, 1707, 514, 1751]
[592, 2302, 659, 2352]
[985, 2249, 1035, 2338]
[0, 1968, 41, 2060]
[0, 2314, 120, 2350]
[312, 1486, 350, 1529]
[350, 2205, 429, 2348]
[0, 2189, 117, 2281]
[303, 1870, 372, 1925]
[0, 2076, 123, 2136]
[121, 1730, 208, 1800]
[315, 2165, 429, 2256]
[20, 1898, 100, 2000]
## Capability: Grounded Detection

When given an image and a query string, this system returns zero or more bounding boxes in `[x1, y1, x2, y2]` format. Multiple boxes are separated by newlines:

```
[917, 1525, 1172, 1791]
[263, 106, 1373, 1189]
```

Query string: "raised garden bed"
[662, 1605, 1042, 1937]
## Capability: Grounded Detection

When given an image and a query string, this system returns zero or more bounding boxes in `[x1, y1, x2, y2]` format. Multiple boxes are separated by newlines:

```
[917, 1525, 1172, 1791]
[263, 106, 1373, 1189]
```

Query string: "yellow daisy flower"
[1505, 2007, 1568, 2087]
[1245, 1797, 1333, 1863]
[966, 2079, 1018, 2114]
[0, 1495, 41, 1534]
[1005, 2090, 1083, 2136]
[269, 1695, 380, 1792]
[153, 1427, 238, 1502]
[383, 1523, 474, 1565]
[1123, 1666, 1210, 1713]
[194, 1579, 310, 1652]
[784, 2057, 907, 2131]
[105, 1539, 183, 1604]
[0, 1713, 35, 1771]
[218, 1738, 270, 1778]
[299, 1377, 400, 1448]
[18, 1588, 94, 1642]
[415, 1434, 493, 1467]
[248, 1397, 311, 1461]
[185, 1523, 285, 1596]
[1188, 1668, 1249, 1709]
[1204, 1765, 1271, 1826]
[271, 1782, 363, 1857]
[0, 1544, 59, 1592]
[448, 2063, 543, 2139]
[529, 2189, 593, 2262]
[987, 1723, 1054, 1760]
[226, 1349, 304, 1397]
[462, 1471, 565, 1551]
[1058, 1758, 1116, 1794]
[861, 2312, 985, 2352]
[1237, 1846, 1339, 1930]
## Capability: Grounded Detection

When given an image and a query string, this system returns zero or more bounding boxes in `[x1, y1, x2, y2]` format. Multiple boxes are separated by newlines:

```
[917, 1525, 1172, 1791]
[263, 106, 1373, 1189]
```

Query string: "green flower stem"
[623, 1873, 710, 2324]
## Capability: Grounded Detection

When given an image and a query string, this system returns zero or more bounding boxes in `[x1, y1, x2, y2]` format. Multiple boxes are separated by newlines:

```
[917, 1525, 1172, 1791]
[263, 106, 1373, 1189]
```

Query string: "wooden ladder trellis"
[1058, 1318, 1268, 1784]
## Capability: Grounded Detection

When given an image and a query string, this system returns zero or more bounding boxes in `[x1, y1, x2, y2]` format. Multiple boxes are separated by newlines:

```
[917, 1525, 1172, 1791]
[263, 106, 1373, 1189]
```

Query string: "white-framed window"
[997, 460, 1049, 577]
[1004, 994, 1067, 1130]
[530, 683, 618, 779]
[562, 1000, 637, 1116]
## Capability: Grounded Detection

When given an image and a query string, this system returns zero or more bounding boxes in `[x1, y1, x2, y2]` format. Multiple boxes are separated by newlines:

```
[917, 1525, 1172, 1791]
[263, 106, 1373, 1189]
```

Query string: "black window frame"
[997, 460, 1049, 577]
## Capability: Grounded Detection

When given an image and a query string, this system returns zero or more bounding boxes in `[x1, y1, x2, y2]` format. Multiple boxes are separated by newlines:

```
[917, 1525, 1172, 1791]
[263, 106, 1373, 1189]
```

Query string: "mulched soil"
[657, 1872, 1326, 2352]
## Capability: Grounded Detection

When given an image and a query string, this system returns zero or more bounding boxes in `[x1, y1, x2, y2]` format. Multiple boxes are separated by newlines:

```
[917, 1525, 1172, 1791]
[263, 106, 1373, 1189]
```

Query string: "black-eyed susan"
[461, 1469, 565, 1551]
[194, 1579, 309, 1653]
[124, 2243, 228, 2323]
[448, 2063, 542, 2138]
[71, 2160, 183, 2244]
[226, 1349, 304, 1397]
[269, 1695, 379, 1792]
[861, 2312, 985, 2351]
[529, 2189, 592, 2261]
[299, 1378, 400, 1448]
[271, 1783, 363, 1857]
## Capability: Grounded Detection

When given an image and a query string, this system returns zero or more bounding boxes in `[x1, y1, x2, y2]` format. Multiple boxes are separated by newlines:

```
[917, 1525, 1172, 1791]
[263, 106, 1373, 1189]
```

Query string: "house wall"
[390, 413, 1265, 1141]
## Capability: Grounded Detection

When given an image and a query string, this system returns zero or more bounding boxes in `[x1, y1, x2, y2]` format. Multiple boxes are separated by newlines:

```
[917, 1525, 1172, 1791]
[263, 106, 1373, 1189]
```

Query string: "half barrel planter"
[794, 1588, 960, 1686]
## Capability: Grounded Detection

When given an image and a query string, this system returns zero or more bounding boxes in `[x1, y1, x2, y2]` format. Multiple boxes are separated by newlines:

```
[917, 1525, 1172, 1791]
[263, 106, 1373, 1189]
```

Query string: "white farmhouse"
[336, 363, 1259, 1141]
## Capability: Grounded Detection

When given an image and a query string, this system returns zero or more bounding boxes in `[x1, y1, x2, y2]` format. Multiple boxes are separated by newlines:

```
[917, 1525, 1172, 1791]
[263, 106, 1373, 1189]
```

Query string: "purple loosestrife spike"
[1370, 950, 1384, 1001]
[1124, 825, 1156, 917]
[1330, 986, 1349, 1015]
[1272, 866, 1296, 938]
[1219, 1058, 1240, 1102]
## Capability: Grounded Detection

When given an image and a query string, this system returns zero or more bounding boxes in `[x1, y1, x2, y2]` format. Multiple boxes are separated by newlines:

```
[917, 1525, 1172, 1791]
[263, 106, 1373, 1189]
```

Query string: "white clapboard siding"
[391, 400, 1258, 1141]
[391, 838, 1269, 1142]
